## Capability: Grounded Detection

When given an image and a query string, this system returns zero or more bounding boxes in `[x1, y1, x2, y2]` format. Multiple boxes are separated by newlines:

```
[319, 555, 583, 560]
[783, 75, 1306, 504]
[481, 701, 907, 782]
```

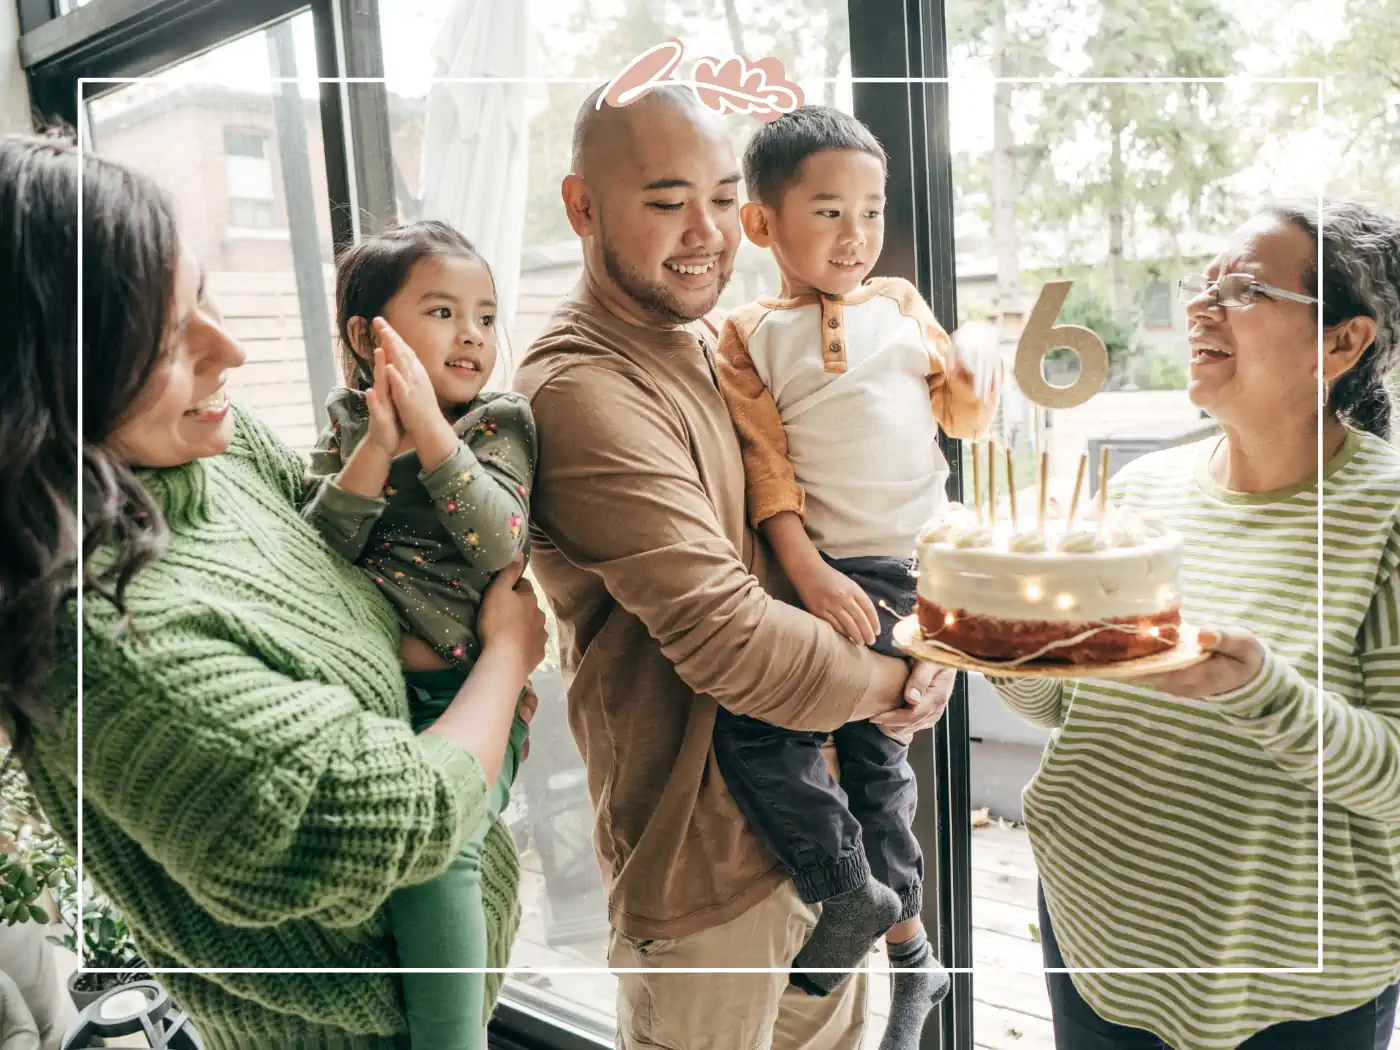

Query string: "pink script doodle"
[600, 39, 804, 123]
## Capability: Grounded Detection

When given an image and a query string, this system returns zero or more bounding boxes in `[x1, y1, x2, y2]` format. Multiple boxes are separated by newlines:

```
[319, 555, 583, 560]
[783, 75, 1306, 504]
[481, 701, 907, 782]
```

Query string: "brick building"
[90, 84, 425, 273]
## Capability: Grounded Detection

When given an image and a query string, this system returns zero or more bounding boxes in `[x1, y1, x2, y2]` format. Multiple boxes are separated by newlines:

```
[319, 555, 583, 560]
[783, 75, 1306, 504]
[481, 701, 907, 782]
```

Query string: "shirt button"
[829, 340, 842, 353]
[827, 318, 839, 329]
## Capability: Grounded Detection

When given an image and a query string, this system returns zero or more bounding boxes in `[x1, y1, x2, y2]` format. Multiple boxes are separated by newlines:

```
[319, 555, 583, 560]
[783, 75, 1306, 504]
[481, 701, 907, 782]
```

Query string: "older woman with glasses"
[993, 200, 1400, 1050]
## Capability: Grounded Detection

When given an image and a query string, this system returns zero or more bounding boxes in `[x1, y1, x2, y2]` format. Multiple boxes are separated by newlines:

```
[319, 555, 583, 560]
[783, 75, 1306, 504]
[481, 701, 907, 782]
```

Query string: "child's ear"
[741, 201, 773, 247]
[346, 316, 376, 370]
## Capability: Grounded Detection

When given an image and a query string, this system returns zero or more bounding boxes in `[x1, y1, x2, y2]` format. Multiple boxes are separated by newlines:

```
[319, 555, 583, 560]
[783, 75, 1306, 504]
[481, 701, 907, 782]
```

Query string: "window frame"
[850, 2, 972, 1047]
[17, 0, 393, 428]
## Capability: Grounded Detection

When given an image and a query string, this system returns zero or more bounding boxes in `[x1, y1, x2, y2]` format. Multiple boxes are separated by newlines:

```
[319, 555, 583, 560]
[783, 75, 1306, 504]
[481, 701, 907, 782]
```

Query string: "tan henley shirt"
[513, 281, 884, 940]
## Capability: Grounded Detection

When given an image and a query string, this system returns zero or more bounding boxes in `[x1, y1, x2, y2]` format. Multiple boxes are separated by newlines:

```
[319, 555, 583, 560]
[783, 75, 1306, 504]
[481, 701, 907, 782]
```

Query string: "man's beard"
[602, 242, 730, 325]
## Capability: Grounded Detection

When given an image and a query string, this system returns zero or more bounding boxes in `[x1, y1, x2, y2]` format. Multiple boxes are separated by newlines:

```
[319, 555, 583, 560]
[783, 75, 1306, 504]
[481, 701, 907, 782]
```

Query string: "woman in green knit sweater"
[0, 136, 546, 1048]
[993, 201, 1400, 1050]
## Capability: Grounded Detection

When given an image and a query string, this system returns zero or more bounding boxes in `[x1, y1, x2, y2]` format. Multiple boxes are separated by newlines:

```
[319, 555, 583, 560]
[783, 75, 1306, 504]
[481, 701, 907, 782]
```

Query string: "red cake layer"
[916, 598, 1179, 665]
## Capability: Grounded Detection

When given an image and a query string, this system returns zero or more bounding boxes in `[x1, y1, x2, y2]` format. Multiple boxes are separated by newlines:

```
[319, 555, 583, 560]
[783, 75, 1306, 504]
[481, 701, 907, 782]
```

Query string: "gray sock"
[878, 930, 950, 1050]
[790, 879, 903, 996]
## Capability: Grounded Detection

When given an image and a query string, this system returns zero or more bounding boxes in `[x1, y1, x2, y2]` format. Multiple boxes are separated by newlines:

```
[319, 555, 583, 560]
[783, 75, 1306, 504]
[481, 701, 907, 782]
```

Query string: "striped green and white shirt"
[992, 428, 1400, 1050]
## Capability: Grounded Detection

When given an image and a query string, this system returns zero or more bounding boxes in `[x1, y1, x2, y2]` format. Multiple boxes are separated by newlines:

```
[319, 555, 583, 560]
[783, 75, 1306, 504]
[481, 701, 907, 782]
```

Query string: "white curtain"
[418, 0, 548, 384]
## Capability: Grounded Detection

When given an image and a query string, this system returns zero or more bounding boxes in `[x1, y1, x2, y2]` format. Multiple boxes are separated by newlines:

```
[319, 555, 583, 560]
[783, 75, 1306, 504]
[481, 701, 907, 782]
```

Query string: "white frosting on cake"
[916, 502, 1182, 622]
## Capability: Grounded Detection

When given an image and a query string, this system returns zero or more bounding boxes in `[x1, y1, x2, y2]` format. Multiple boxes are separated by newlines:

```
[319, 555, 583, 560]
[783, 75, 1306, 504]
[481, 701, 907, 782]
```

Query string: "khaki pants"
[608, 880, 869, 1050]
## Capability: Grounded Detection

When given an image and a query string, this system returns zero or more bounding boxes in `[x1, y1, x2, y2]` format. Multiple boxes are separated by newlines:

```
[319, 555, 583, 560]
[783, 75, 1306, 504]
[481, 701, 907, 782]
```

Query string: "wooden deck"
[506, 821, 1399, 1049]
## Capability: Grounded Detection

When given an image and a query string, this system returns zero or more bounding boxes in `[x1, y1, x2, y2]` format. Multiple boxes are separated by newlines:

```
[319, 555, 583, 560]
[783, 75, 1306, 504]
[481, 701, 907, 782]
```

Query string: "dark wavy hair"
[333, 219, 504, 391]
[1, 133, 178, 752]
[1262, 200, 1400, 439]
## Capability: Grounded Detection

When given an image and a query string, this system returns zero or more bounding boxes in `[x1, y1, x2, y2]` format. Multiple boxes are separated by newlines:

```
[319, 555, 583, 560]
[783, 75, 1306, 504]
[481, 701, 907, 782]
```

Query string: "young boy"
[714, 105, 1000, 1050]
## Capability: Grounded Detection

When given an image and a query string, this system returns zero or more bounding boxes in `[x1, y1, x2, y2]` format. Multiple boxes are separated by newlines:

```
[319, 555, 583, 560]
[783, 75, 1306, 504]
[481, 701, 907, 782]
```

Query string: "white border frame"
[75, 71, 1328, 980]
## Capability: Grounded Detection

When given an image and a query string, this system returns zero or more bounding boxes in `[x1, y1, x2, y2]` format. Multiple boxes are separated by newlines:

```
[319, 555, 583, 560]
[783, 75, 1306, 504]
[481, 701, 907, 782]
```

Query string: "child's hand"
[364, 347, 404, 455]
[792, 560, 881, 647]
[374, 317, 446, 440]
[948, 320, 1002, 403]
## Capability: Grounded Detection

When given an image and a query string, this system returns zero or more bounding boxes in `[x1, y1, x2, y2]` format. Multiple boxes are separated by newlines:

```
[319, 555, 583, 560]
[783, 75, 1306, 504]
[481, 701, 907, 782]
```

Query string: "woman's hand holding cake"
[1112, 624, 1266, 697]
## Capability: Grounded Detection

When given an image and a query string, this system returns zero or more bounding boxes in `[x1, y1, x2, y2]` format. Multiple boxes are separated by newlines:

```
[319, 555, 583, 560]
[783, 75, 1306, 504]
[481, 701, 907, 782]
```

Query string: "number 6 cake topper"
[1015, 280, 1110, 409]
[599, 39, 804, 122]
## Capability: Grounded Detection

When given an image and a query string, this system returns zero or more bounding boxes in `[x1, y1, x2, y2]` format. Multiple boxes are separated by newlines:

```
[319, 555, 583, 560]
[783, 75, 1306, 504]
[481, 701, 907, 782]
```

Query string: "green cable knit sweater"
[22, 407, 522, 1050]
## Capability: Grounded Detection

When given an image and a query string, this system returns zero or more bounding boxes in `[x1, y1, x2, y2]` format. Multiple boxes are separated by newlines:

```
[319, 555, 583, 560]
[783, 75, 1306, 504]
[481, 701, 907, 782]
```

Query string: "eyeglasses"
[1177, 273, 1319, 308]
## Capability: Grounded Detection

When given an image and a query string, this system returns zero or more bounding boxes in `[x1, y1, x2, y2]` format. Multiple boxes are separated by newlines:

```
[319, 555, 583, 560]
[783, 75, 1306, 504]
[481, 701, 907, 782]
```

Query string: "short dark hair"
[333, 220, 494, 390]
[742, 105, 888, 207]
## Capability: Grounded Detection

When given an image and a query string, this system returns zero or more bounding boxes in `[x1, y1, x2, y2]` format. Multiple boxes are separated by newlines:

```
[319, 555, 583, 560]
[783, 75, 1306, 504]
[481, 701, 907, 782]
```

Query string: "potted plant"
[50, 881, 147, 1011]
[0, 757, 146, 1011]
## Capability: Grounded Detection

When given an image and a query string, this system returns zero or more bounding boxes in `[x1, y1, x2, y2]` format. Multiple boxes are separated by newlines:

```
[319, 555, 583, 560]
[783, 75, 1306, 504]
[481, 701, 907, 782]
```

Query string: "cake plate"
[892, 616, 1208, 680]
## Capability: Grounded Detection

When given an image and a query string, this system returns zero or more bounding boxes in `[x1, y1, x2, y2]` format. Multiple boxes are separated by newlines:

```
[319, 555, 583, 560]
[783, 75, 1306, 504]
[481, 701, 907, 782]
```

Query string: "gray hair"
[1261, 199, 1400, 439]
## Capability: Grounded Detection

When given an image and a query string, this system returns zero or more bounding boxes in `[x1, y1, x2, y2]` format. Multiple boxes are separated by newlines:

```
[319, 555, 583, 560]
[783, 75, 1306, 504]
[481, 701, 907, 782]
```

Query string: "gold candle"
[1038, 450, 1049, 536]
[1066, 452, 1087, 532]
[1097, 444, 1111, 526]
[1006, 446, 1018, 530]
[971, 441, 983, 522]
[987, 440, 997, 528]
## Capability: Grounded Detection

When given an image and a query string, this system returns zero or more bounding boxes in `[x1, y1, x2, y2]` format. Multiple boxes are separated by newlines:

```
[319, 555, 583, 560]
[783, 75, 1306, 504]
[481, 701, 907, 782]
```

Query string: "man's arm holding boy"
[525, 358, 919, 735]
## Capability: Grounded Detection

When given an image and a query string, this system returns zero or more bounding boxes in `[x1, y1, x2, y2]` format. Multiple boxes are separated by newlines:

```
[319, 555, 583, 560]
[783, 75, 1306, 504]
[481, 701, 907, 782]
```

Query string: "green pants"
[388, 669, 529, 1050]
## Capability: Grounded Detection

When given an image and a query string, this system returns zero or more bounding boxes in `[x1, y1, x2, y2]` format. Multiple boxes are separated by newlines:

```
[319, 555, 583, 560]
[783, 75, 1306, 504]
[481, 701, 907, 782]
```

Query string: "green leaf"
[28, 904, 48, 923]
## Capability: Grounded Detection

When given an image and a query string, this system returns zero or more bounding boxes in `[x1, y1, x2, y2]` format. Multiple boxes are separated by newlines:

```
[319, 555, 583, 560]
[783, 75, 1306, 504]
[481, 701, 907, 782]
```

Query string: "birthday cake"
[914, 502, 1183, 666]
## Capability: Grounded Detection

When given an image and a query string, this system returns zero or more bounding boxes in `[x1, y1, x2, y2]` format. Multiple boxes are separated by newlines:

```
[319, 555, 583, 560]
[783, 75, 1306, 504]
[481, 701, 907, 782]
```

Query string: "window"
[229, 198, 277, 229]
[85, 12, 337, 454]
[224, 128, 280, 232]
[224, 128, 267, 158]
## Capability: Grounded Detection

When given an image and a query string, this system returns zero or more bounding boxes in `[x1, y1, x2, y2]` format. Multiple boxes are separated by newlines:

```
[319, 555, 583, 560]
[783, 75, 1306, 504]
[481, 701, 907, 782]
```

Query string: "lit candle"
[987, 440, 998, 529]
[1006, 446, 1018, 530]
[971, 440, 983, 523]
[1037, 450, 1048, 537]
[1066, 452, 1087, 532]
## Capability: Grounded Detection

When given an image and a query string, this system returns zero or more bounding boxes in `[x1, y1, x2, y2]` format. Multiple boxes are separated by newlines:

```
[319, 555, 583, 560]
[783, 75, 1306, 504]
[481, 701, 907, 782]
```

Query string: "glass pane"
[377, 0, 856, 1040]
[945, 2, 1334, 1044]
[85, 12, 334, 454]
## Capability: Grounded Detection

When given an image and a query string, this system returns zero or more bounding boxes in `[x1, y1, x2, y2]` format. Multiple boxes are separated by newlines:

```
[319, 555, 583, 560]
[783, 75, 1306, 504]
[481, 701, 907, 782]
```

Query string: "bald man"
[513, 87, 951, 1050]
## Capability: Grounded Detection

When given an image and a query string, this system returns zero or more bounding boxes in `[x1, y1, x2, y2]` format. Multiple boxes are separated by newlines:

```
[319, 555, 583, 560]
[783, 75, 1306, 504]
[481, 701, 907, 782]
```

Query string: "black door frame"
[16, 2, 973, 1048]
[848, 2, 972, 1048]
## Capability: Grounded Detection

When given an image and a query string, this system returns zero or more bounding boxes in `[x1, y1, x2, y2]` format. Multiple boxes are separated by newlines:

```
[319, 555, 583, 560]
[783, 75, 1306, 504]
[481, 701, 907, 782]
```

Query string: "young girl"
[303, 220, 535, 1050]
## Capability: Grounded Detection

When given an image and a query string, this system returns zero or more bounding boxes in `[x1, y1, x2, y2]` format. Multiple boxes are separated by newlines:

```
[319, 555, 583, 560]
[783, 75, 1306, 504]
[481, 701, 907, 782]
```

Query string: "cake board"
[892, 615, 1209, 680]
